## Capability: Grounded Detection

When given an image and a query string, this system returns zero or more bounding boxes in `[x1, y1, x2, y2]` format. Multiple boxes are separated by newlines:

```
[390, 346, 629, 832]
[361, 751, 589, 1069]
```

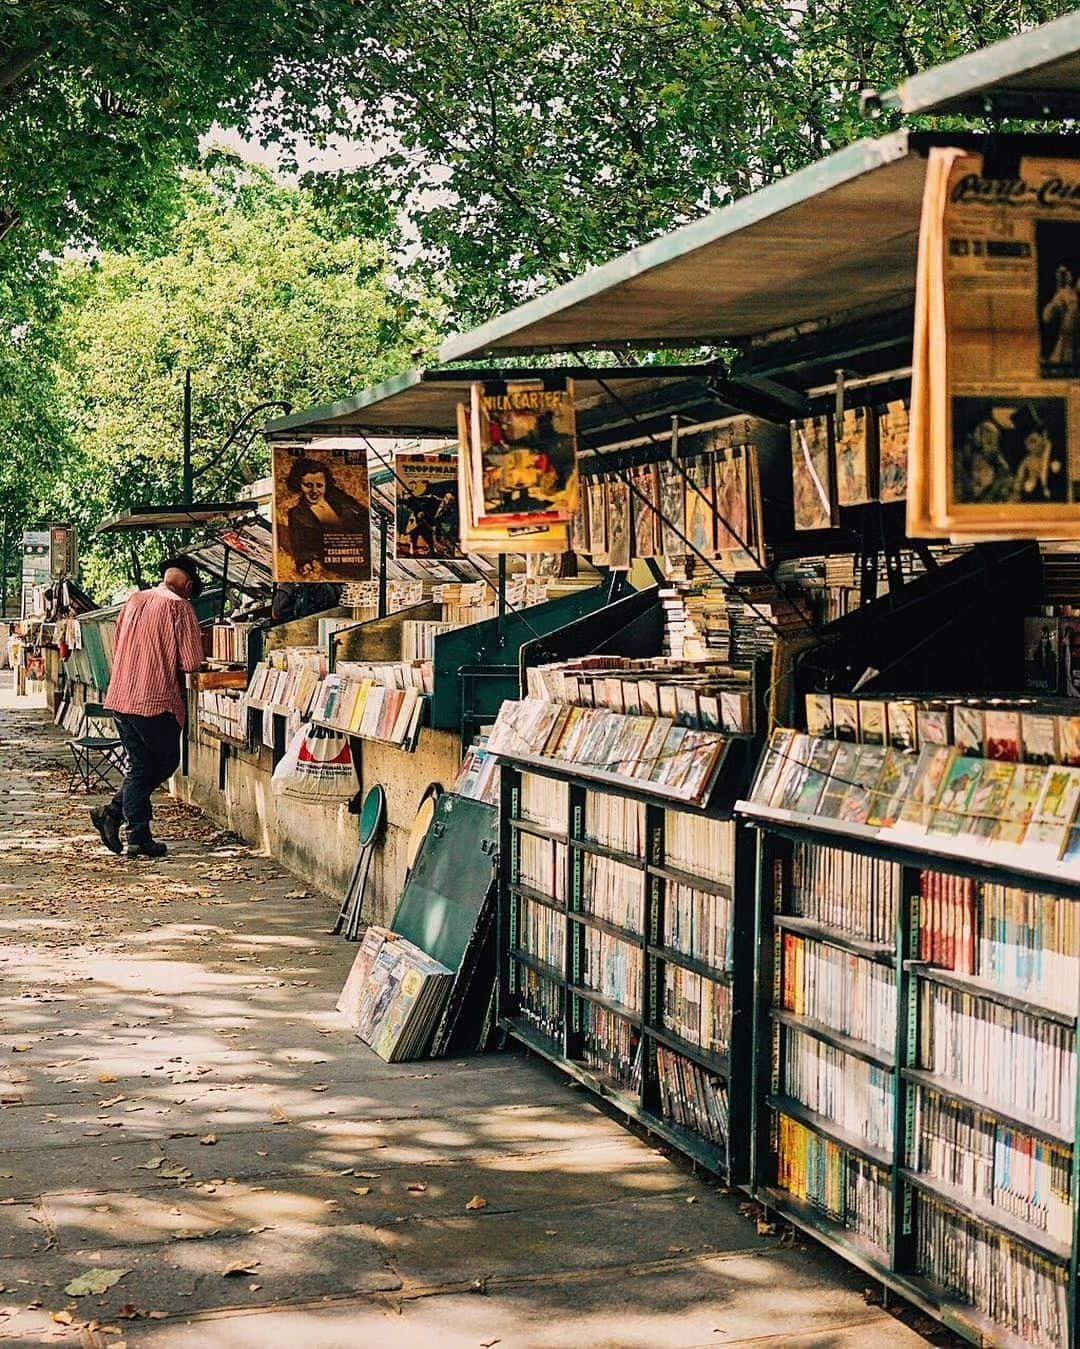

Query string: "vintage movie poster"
[395, 452, 462, 558]
[631, 462, 659, 560]
[909, 148, 1080, 537]
[606, 476, 632, 570]
[876, 400, 910, 504]
[835, 407, 874, 507]
[470, 379, 579, 527]
[658, 458, 685, 557]
[587, 475, 608, 563]
[790, 415, 836, 530]
[455, 404, 568, 554]
[272, 443, 371, 582]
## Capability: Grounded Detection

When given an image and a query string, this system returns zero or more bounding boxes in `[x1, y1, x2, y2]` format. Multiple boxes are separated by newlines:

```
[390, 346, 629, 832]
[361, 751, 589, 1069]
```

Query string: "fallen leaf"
[686, 1195, 698, 1204]
[465, 1195, 488, 1211]
[351, 1186, 371, 1197]
[249, 1283, 261, 1292]
[65, 1268, 130, 1297]
[148, 1310, 167, 1320]
[117, 1304, 139, 1320]
[159, 1163, 192, 1180]
[98, 1074, 117, 1083]
[0, 1171, 12, 1179]
[311, 1084, 329, 1093]
[284, 890, 307, 899]
[136, 1158, 164, 1171]
[51, 1311, 74, 1325]
[756, 1220, 777, 1237]
[12, 1046, 29, 1054]
[269, 1108, 289, 1125]
[355, 1171, 380, 1179]
[481, 1340, 501, 1348]
[199, 1134, 217, 1146]
[99, 1096, 125, 1109]
[222, 1260, 260, 1278]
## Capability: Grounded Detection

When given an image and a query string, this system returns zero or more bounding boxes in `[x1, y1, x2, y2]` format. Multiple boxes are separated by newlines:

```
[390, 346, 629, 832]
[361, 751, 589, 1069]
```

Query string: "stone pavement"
[0, 711, 940, 1348]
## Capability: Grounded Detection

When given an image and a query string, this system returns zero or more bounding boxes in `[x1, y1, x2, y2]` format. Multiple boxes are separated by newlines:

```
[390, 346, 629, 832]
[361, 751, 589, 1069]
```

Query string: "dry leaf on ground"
[64, 1269, 130, 1297]
[465, 1195, 488, 1210]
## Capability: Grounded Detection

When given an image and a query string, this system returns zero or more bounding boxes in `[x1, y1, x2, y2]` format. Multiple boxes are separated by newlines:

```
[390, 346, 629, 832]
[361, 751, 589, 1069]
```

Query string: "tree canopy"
[49, 156, 442, 595]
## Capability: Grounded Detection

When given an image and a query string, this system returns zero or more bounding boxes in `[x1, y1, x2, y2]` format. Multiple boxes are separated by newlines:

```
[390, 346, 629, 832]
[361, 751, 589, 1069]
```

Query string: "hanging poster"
[455, 405, 568, 554]
[876, 400, 910, 504]
[470, 379, 579, 526]
[834, 407, 875, 507]
[790, 415, 836, 531]
[272, 443, 372, 582]
[394, 452, 462, 558]
[909, 147, 1080, 537]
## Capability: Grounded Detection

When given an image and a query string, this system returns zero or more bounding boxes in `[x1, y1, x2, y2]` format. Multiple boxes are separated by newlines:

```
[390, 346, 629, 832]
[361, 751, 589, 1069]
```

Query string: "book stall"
[395, 14, 1080, 1348]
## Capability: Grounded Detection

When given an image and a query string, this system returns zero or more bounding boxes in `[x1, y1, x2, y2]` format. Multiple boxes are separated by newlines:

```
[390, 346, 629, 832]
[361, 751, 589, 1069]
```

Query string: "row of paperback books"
[910, 1083, 1073, 1245]
[656, 1045, 728, 1147]
[583, 853, 643, 934]
[210, 622, 252, 665]
[663, 968, 730, 1059]
[916, 1197, 1067, 1349]
[580, 928, 642, 1013]
[751, 728, 1080, 870]
[519, 771, 568, 832]
[584, 789, 645, 856]
[775, 1115, 893, 1255]
[780, 934, 896, 1057]
[805, 689, 1080, 767]
[918, 981, 1076, 1135]
[518, 833, 567, 904]
[488, 697, 728, 806]
[917, 872, 1080, 1015]
[245, 654, 323, 717]
[663, 811, 735, 887]
[197, 689, 245, 740]
[581, 1002, 640, 1092]
[401, 620, 460, 662]
[781, 1026, 894, 1153]
[660, 576, 808, 666]
[664, 883, 733, 971]
[516, 965, 562, 1044]
[788, 841, 899, 946]
[336, 926, 454, 1063]
[311, 673, 426, 749]
[518, 895, 565, 975]
[526, 655, 754, 734]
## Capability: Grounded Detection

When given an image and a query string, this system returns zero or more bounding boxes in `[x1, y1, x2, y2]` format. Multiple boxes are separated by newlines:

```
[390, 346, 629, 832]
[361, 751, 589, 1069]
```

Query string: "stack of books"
[336, 926, 455, 1062]
[487, 697, 728, 806]
[210, 622, 252, 664]
[310, 672, 427, 750]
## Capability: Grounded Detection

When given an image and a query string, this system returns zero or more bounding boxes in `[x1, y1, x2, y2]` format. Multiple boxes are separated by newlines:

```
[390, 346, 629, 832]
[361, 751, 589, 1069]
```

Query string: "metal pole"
[182, 370, 193, 507]
[497, 553, 507, 645]
[377, 512, 388, 619]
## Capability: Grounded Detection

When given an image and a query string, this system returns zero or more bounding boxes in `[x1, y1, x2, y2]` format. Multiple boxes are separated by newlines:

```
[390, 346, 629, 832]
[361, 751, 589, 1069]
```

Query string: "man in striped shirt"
[90, 557, 205, 858]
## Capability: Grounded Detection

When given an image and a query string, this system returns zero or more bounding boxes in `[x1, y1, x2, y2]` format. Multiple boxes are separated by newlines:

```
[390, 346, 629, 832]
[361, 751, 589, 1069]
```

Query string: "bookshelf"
[742, 817, 1080, 1349]
[496, 757, 757, 1186]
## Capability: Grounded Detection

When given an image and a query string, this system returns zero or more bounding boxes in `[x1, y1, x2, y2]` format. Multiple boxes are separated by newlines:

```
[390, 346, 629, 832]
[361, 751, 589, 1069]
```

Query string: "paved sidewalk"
[0, 712, 937, 1348]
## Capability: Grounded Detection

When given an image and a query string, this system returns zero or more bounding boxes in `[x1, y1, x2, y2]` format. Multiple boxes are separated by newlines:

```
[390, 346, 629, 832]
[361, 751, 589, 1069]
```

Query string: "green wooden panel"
[391, 793, 497, 971]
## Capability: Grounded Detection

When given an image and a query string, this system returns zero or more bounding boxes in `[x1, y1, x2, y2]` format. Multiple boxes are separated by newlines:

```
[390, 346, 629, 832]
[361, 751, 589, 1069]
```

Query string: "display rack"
[496, 755, 757, 1185]
[741, 803, 1080, 1349]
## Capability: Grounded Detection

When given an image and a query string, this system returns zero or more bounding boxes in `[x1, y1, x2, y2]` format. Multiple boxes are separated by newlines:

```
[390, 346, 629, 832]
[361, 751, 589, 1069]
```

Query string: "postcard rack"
[740, 801, 1080, 1349]
[495, 755, 757, 1186]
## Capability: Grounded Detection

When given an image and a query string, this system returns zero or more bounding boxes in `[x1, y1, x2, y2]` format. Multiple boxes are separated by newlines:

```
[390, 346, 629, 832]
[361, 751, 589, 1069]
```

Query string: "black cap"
[161, 554, 204, 599]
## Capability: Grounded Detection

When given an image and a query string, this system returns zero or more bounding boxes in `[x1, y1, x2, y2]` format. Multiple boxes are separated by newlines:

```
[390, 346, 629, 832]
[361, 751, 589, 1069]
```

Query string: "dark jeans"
[109, 712, 181, 835]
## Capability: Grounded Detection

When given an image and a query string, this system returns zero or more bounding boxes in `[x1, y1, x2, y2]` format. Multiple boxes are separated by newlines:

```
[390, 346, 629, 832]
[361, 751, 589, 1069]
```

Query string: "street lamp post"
[181, 368, 292, 506]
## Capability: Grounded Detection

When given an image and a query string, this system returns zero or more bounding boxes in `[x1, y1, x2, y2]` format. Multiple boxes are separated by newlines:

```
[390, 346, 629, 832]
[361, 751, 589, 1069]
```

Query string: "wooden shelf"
[739, 799, 1080, 902]
[508, 948, 566, 986]
[766, 1094, 892, 1170]
[773, 913, 894, 965]
[905, 961, 1077, 1027]
[572, 836, 646, 870]
[568, 909, 643, 946]
[645, 1024, 730, 1079]
[508, 882, 566, 913]
[770, 1007, 895, 1070]
[900, 1168, 1071, 1266]
[647, 861, 733, 898]
[647, 943, 733, 983]
[511, 816, 569, 845]
[567, 983, 641, 1025]
[901, 1068, 1073, 1149]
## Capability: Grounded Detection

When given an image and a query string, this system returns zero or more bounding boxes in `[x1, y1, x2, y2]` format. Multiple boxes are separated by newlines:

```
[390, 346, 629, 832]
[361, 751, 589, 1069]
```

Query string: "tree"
[307, 0, 1072, 323]
[51, 155, 443, 595]
[0, 0, 363, 260]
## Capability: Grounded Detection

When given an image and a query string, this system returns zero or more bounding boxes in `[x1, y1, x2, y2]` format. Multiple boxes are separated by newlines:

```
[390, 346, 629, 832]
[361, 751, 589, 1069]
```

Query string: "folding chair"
[68, 703, 127, 793]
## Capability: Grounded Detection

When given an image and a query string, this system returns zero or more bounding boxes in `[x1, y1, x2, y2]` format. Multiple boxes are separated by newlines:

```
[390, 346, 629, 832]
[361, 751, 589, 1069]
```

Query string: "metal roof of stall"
[436, 130, 931, 360]
[98, 501, 258, 533]
[264, 365, 722, 438]
[877, 10, 1080, 117]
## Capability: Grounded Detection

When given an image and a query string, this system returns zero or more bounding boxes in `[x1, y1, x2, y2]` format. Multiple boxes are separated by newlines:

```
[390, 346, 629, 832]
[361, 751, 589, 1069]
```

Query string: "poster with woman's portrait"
[272, 444, 372, 582]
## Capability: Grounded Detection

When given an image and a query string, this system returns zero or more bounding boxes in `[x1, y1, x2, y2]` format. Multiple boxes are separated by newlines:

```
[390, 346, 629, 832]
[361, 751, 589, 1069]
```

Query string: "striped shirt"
[104, 584, 204, 726]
